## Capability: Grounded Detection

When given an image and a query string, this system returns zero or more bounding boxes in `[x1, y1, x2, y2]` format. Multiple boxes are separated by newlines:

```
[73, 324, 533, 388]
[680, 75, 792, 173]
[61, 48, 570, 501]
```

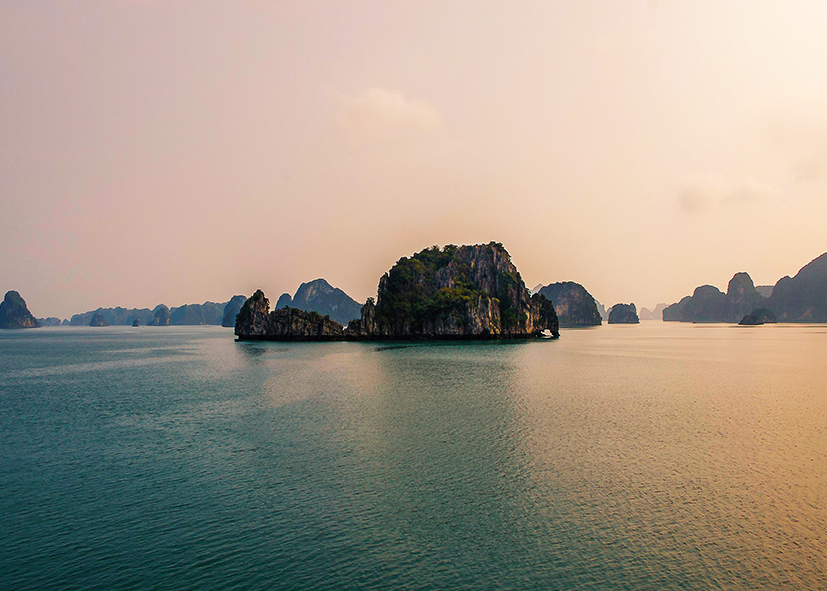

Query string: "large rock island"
[235, 243, 559, 341]
[0, 291, 40, 329]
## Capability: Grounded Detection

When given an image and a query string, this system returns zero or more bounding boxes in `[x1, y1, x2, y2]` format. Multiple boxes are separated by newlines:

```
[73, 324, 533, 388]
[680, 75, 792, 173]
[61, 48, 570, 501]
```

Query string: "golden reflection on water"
[510, 323, 827, 586]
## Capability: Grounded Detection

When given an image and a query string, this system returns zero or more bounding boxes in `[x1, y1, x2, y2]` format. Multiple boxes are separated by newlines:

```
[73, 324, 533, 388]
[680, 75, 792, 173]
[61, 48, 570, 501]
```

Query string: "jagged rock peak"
[0, 291, 40, 329]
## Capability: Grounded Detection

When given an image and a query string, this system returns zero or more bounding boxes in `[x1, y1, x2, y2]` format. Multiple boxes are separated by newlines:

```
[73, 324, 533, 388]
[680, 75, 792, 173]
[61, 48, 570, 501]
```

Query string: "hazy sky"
[3, 1, 827, 319]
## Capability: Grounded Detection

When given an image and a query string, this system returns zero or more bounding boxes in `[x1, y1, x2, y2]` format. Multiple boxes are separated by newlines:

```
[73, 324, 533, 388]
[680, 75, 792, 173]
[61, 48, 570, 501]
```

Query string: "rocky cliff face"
[235, 243, 559, 340]
[608, 303, 639, 324]
[343, 243, 557, 339]
[538, 282, 602, 327]
[0, 291, 40, 329]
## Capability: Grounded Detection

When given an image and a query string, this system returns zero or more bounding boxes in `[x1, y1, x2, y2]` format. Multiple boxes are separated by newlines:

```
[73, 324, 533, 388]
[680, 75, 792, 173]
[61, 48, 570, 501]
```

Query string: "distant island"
[537, 282, 602, 327]
[664, 253, 827, 323]
[235, 243, 559, 341]
[16, 250, 827, 331]
[0, 291, 40, 329]
[89, 312, 110, 327]
[663, 272, 765, 323]
[67, 299, 245, 327]
[221, 296, 248, 327]
[639, 304, 667, 321]
[608, 303, 639, 324]
[766, 253, 827, 321]
[37, 317, 63, 327]
[275, 279, 363, 326]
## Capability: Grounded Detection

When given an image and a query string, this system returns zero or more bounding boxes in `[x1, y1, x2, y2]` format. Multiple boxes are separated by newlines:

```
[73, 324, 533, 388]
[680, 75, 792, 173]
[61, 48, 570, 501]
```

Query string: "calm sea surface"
[1, 323, 826, 590]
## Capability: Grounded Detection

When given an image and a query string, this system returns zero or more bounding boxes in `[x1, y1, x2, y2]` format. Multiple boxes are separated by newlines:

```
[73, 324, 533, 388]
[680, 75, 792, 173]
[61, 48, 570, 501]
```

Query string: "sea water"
[1, 323, 826, 590]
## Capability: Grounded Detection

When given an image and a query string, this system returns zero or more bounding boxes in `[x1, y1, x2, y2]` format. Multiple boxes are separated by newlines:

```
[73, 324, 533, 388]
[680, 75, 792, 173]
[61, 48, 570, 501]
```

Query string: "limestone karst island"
[0, 291, 40, 329]
[234, 242, 560, 341]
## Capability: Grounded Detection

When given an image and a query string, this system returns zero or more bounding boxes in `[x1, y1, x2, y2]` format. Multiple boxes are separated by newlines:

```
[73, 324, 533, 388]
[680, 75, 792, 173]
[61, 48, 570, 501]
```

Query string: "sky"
[3, 1, 827, 319]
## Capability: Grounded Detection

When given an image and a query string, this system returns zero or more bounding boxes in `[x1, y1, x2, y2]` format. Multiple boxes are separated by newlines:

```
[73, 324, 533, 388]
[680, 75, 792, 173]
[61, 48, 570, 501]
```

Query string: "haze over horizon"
[3, 1, 827, 319]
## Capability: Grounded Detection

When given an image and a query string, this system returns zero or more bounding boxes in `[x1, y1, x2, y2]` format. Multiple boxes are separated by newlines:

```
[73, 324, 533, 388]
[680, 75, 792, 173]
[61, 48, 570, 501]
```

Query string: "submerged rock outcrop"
[608, 303, 639, 324]
[0, 291, 40, 329]
[537, 282, 602, 327]
[235, 243, 559, 341]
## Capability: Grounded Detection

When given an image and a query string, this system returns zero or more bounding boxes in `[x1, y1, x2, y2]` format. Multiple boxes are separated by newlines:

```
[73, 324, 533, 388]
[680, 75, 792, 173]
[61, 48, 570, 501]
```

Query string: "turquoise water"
[2, 324, 826, 590]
